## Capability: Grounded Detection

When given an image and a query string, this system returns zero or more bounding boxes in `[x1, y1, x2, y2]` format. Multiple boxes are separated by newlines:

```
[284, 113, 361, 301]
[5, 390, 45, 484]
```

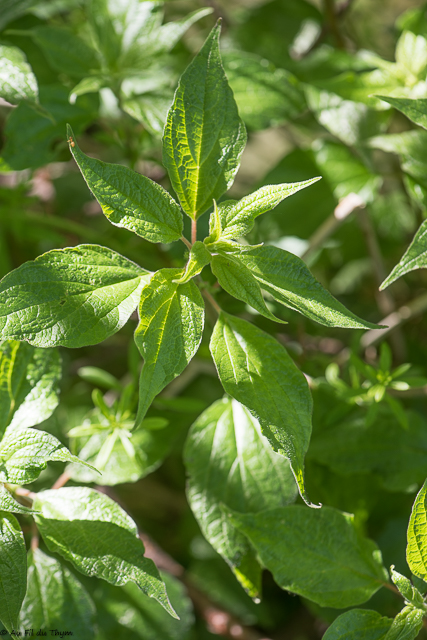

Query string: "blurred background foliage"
[3, 0, 427, 637]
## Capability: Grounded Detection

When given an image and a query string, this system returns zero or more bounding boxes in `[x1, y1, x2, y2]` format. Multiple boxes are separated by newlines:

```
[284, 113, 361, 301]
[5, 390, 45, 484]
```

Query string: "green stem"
[181, 236, 192, 251]
[202, 288, 221, 315]
[323, 0, 345, 49]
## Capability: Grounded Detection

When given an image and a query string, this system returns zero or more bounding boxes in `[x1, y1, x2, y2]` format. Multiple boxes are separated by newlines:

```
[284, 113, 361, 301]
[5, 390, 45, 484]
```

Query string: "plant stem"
[202, 288, 222, 315]
[15, 487, 37, 501]
[181, 236, 192, 250]
[191, 219, 197, 245]
[381, 581, 401, 596]
[51, 471, 71, 490]
[31, 521, 39, 552]
[323, 0, 345, 49]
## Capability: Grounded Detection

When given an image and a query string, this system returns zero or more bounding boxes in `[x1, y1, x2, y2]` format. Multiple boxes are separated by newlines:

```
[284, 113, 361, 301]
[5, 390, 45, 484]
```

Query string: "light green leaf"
[70, 75, 106, 100]
[208, 178, 320, 241]
[94, 572, 194, 640]
[134, 269, 204, 426]
[33, 487, 177, 617]
[235, 245, 381, 329]
[226, 505, 388, 608]
[67, 126, 183, 243]
[0, 340, 61, 436]
[210, 312, 314, 506]
[143, 7, 213, 57]
[384, 605, 424, 640]
[0, 484, 36, 515]
[0, 244, 150, 348]
[407, 479, 427, 581]
[185, 397, 297, 598]
[163, 22, 246, 219]
[0, 512, 27, 633]
[223, 50, 306, 130]
[173, 242, 211, 284]
[0, 427, 96, 485]
[395, 31, 427, 79]
[323, 609, 393, 640]
[0, 45, 38, 105]
[376, 96, 427, 130]
[18, 548, 96, 639]
[32, 26, 100, 78]
[211, 253, 283, 323]
[381, 220, 427, 289]
[122, 92, 173, 136]
[390, 566, 425, 609]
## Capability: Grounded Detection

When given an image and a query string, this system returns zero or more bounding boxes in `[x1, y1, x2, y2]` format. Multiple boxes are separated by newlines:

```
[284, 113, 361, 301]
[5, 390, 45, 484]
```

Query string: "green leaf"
[0, 484, 37, 515]
[18, 548, 96, 639]
[376, 96, 427, 130]
[208, 178, 320, 241]
[210, 312, 314, 506]
[33, 487, 177, 617]
[0, 427, 95, 484]
[210, 253, 283, 323]
[173, 241, 211, 285]
[381, 220, 427, 289]
[234, 245, 381, 329]
[163, 22, 247, 219]
[134, 269, 204, 426]
[0, 512, 27, 633]
[2, 85, 98, 171]
[407, 479, 427, 581]
[122, 92, 173, 136]
[323, 609, 393, 640]
[94, 572, 194, 640]
[0, 340, 61, 437]
[0, 244, 150, 348]
[67, 125, 183, 244]
[0, 44, 38, 105]
[141, 7, 214, 58]
[223, 50, 306, 130]
[67, 417, 179, 485]
[226, 505, 388, 608]
[0, 0, 34, 31]
[32, 26, 100, 78]
[185, 397, 297, 598]
[384, 605, 424, 640]
[390, 566, 425, 609]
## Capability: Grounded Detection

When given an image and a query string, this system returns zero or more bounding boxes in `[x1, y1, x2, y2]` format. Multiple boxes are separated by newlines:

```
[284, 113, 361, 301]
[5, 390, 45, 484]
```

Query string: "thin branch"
[361, 292, 427, 349]
[323, 0, 345, 48]
[202, 288, 222, 315]
[31, 521, 39, 552]
[51, 471, 71, 490]
[181, 236, 192, 251]
[381, 581, 401, 596]
[191, 219, 197, 245]
[15, 487, 37, 501]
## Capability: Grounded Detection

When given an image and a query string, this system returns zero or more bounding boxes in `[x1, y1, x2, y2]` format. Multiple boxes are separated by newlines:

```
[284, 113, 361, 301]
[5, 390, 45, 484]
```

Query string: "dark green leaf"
[227, 505, 388, 608]
[68, 126, 183, 244]
[32, 26, 100, 77]
[19, 548, 96, 639]
[376, 96, 427, 130]
[323, 609, 392, 640]
[210, 312, 314, 506]
[185, 397, 297, 597]
[163, 22, 246, 219]
[0, 44, 38, 105]
[134, 269, 204, 426]
[0, 512, 27, 633]
[235, 245, 381, 329]
[34, 487, 177, 617]
[0, 244, 150, 348]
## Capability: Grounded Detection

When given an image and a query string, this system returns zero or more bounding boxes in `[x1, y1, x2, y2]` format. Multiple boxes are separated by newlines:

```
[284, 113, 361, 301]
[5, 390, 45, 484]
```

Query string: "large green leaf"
[67, 126, 183, 244]
[0, 484, 36, 515]
[185, 397, 297, 598]
[323, 609, 393, 640]
[384, 606, 424, 640]
[381, 219, 427, 289]
[235, 245, 381, 329]
[0, 44, 38, 105]
[227, 505, 388, 608]
[376, 96, 427, 130]
[0, 340, 61, 437]
[308, 408, 427, 492]
[407, 479, 427, 580]
[18, 548, 96, 639]
[208, 179, 320, 241]
[134, 269, 204, 426]
[0, 244, 150, 348]
[32, 26, 100, 78]
[94, 573, 194, 640]
[223, 50, 306, 130]
[33, 487, 177, 617]
[163, 22, 246, 219]
[0, 427, 95, 485]
[210, 254, 283, 323]
[210, 312, 314, 506]
[0, 512, 27, 633]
